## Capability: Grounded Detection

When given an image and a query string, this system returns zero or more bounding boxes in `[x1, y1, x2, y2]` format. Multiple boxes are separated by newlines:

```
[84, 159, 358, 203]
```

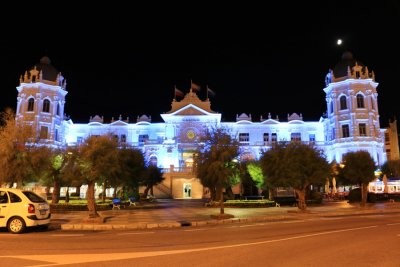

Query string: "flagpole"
[174, 85, 177, 100]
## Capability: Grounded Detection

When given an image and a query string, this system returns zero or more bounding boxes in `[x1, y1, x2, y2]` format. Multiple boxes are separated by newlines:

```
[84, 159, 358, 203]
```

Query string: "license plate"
[39, 209, 47, 215]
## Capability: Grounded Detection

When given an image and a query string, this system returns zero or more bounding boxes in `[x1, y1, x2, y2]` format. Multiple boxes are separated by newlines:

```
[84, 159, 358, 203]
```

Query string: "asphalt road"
[1, 213, 399, 266]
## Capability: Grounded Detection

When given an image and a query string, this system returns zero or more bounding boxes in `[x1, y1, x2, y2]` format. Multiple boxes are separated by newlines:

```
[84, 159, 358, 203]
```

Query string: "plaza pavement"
[50, 199, 400, 231]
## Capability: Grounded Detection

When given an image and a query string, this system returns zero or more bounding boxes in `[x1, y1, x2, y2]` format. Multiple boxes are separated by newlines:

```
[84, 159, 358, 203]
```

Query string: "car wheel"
[7, 217, 26, 234]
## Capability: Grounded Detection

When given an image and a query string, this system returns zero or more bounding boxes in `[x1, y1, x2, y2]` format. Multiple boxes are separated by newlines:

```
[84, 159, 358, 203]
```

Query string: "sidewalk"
[50, 199, 400, 231]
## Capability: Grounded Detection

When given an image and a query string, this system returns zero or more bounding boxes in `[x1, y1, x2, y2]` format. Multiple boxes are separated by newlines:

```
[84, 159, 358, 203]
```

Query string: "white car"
[0, 188, 51, 234]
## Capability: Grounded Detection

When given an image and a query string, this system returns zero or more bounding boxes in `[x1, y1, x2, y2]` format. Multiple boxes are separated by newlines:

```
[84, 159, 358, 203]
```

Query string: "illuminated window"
[27, 98, 34, 111]
[359, 123, 367, 136]
[263, 133, 269, 143]
[149, 156, 157, 166]
[42, 99, 50, 113]
[239, 133, 249, 142]
[291, 133, 301, 141]
[139, 134, 149, 144]
[342, 125, 350, 138]
[340, 96, 347, 110]
[356, 94, 365, 108]
[271, 133, 277, 142]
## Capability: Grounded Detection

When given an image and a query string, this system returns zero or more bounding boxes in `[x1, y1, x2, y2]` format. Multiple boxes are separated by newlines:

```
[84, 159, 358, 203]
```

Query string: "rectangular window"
[332, 128, 335, 140]
[342, 125, 350, 138]
[77, 136, 83, 144]
[359, 123, 367, 136]
[121, 134, 126, 143]
[239, 133, 249, 142]
[291, 132, 301, 141]
[263, 133, 269, 143]
[309, 134, 315, 142]
[139, 134, 149, 143]
[113, 135, 119, 142]
[40, 126, 48, 139]
[271, 133, 277, 142]
[55, 129, 59, 142]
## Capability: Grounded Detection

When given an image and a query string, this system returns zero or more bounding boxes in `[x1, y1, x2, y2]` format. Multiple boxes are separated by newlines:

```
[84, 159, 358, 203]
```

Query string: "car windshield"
[22, 191, 46, 203]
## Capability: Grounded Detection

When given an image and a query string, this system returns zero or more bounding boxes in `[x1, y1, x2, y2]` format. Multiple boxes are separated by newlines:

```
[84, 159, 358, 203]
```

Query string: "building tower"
[15, 56, 67, 146]
[323, 52, 385, 164]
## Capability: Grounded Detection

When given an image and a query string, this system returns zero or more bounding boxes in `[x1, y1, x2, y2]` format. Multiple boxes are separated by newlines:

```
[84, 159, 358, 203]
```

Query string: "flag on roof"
[207, 86, 215, 97]
[191, 80, 201, 92]
[175, 87, 184, 98]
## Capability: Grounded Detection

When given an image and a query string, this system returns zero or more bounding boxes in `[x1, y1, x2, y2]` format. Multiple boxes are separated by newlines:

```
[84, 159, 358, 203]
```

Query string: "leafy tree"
[260, 142, 330, 210]
[116, 147, 146, 199]
[247, 161, 264, 192]
[195, 127, 239, 215]
[380, 160, 400, 178]
[0, 108, 35, 187]
[77, 135, 119, 218]
[29, 147, 71, 203]
[340, 151, 376, 207]
[141, 165, 164, 198]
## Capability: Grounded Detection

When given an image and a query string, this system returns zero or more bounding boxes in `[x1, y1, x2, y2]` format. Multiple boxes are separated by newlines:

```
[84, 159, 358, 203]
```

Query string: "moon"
[337, 39, 343, 45]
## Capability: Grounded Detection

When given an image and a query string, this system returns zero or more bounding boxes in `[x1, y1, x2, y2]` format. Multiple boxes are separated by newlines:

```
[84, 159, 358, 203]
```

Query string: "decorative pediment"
[137, 115, 151, 123]
[261, 119, 280, 125]
[110, 120, 128, 126]
[175, 106, 206, 116]
[89, 115, 103, 123]
[288, 113, 303, 121]
[236, 113, 252, 122]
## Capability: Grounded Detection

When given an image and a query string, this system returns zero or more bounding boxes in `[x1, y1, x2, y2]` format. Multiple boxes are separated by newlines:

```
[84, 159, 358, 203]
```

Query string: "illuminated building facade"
[15, 53, 398, 199]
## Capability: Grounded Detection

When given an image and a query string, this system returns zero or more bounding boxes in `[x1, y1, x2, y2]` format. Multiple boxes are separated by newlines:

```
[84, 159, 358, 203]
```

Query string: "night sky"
[1, 2, 399, 126]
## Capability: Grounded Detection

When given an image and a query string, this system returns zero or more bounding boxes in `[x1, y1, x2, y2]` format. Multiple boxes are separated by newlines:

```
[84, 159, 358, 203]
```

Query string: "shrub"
[348, 188, 361, 203]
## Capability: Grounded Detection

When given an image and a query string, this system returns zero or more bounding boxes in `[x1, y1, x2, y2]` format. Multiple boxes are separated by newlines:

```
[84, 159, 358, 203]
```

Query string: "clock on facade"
[186, 130, 196, 140]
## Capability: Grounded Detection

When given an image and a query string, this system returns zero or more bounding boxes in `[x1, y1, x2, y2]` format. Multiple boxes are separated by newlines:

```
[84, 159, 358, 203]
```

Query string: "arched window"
[340, 96, 347, 110]
[356, 94, 365, 108]
[149, 156, 157, 166]
[42, 99, 50, 113]
[27, 98, 34, 111]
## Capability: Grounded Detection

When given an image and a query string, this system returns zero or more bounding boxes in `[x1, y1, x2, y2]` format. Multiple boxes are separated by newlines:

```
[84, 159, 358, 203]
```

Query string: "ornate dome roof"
[33, 56, 59, 81]
[332, 51, 364, 78]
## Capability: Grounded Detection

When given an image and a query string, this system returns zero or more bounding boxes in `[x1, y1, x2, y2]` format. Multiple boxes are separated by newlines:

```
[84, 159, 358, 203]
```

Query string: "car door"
[0, 190, 10, 227]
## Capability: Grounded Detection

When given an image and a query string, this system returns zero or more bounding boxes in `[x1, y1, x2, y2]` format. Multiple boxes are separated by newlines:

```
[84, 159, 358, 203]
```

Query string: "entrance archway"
[183, 183, 192, 198]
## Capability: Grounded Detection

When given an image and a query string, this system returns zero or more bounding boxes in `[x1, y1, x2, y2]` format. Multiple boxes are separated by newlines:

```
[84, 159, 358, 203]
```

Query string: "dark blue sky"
[1, 2, 399, 126]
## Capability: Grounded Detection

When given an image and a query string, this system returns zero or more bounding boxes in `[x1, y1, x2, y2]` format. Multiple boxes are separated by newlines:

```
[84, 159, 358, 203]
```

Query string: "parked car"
[0, 188, 51, 234]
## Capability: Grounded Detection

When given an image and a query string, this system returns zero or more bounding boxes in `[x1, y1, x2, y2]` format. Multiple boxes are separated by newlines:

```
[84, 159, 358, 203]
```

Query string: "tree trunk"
[295, 188, 307, 210]
[65, 187, 70, 203]
[52, 179, 60, 204]
[225, 186, 234, 200]
[102, 182, 106, 203]
[76, 185, 81, 199]
[217, 187, 224, 215]
[87, 181, 99, 218]
[143, 186, 150, 198]
[360, 183, 368, 207]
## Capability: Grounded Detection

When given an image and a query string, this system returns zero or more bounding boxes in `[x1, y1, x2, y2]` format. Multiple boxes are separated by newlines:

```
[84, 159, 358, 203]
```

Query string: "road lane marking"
[51, 234, 84, 237]
[184, 229, 207, 232]
[117, 232, 154, 235]
[1, 225, 378, 266]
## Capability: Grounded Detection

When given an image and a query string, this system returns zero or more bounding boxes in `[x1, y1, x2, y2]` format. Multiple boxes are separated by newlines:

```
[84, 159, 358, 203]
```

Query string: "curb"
[53, 207, 400, 231]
